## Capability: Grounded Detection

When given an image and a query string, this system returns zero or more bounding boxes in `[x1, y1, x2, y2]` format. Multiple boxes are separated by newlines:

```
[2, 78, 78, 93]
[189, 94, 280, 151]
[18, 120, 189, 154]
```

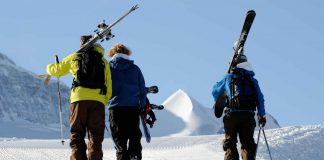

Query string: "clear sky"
[1, 0, 323, 127]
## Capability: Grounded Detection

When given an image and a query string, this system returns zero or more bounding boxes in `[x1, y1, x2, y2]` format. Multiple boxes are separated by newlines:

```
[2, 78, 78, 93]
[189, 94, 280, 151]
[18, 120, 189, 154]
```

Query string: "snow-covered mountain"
[0, 52, 279, 138]
[151, 89, 280, 137]
[0, 52, 71, 138]
[151, 89, 222, 136]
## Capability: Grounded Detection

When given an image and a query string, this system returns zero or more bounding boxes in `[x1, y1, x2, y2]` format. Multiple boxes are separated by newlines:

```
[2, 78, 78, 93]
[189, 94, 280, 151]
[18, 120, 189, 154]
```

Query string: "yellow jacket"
[46, 46, 112, 106]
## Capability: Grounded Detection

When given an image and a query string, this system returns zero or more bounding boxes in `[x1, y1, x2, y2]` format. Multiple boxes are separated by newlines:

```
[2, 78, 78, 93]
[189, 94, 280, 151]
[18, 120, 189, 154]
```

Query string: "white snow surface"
[0, 125, 323, 160]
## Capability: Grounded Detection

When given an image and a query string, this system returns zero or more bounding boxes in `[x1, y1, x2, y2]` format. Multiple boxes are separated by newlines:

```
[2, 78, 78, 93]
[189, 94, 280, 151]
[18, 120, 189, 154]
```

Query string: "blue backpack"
[229, 75, 257, 110]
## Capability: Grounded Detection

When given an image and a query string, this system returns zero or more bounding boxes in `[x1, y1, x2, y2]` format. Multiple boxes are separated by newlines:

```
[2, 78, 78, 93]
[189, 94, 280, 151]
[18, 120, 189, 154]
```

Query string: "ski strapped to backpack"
[38, 4, 139, 85]
[213, 10, 256, 118]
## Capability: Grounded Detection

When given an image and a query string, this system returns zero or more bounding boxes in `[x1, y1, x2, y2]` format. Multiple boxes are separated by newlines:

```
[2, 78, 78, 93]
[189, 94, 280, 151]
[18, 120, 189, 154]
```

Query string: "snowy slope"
[0, 125, 323, 160]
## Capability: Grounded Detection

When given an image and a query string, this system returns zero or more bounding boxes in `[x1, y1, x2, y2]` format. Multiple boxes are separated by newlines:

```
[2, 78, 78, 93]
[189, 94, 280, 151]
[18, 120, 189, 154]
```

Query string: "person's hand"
[258, 116, 266, 127]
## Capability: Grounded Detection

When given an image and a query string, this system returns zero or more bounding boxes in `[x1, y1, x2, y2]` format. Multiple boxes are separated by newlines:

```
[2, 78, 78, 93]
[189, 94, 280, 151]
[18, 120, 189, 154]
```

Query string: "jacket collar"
[111, 53, 130, 61]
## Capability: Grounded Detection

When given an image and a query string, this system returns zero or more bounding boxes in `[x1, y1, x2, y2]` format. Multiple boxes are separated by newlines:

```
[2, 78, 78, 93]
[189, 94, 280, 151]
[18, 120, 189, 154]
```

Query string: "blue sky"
[0, 0, 323, 127]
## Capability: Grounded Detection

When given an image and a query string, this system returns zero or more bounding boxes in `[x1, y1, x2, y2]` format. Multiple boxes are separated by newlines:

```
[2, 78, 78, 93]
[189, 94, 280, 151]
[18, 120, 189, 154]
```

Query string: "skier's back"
[46, 35, 112, 160]
[211, 54, 266, 160]
[108, 43, 147, 160]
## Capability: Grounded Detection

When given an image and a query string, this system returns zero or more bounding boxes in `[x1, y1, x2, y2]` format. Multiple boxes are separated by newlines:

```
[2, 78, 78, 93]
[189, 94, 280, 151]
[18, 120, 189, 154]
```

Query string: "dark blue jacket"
[108, 57, 146, 109]
[212, 67, 265, 116]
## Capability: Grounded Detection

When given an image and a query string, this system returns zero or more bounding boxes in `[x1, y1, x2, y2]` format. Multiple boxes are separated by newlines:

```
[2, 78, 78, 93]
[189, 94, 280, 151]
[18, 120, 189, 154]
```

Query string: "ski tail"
[214, 10, 256, 118]
[238, 10, 256, 49]
[140, 113, 151, 143]
[228, 10, 256, 73]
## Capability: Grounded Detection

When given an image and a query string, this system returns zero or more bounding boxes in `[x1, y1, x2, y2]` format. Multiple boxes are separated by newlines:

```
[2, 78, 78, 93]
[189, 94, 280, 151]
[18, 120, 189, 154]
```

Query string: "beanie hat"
[80, 35, 93, 46]
[236, 54, 248, 64]
[236, 61, 253, 71]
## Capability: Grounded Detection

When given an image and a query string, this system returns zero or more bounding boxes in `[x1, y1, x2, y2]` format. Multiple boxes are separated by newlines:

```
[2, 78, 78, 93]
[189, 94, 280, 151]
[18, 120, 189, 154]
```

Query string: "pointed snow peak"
[160, 89, 222, 136]
[0, 52, 15, 65]
[163, 89, 193, 122]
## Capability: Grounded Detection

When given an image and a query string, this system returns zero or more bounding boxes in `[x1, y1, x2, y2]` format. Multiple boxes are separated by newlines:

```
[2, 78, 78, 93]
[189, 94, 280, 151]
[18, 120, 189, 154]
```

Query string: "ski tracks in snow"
[1, 125, 324, 160]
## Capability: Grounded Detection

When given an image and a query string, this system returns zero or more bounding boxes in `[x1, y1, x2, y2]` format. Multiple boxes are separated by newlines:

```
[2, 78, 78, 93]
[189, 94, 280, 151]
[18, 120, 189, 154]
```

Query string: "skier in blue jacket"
[108, 43, 146, 160]
[212, 54, 266, 160]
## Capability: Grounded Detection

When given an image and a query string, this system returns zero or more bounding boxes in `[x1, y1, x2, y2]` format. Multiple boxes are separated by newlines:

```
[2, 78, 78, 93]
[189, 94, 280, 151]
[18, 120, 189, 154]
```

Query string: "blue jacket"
[108, 57, 146, 109]
[212, 68, 265, 116]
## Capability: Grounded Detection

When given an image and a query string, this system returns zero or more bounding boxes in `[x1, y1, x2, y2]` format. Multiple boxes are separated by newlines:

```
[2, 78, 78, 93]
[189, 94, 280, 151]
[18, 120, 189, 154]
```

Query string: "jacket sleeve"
[46, 54, 74, 76]
[104, 60, 112, 105]
[253, 78, 266, 117]
[212, 74, 230, 101]
[137, 67, 147, 107]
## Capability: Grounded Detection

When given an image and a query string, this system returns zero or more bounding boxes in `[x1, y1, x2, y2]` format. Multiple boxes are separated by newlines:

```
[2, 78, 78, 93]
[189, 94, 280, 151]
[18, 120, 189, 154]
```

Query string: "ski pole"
[262, 127, 273, 160]
[104, 109, 120, 152]
[254, 126, 262, 159]
[55, 55, 65, 145]
[105, 122, 120, 152]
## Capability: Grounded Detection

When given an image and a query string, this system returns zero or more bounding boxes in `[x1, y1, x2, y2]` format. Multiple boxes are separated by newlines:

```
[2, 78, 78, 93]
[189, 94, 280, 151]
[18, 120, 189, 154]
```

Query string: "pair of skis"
[213, 10, 256, 118]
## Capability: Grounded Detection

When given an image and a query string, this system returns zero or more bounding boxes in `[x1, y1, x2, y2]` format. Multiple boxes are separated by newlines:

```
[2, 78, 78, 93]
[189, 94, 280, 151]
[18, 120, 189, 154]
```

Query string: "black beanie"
[80, 35, 93, 46]
[236, 54, 248, 64]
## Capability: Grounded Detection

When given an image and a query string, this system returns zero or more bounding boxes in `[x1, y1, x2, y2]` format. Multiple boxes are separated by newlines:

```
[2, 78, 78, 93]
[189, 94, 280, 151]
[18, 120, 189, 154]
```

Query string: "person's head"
[107, 43, 132, 58]
[80, 35, 104, 54]
[231, 54, 251, 73]
[80, 35, 93, 47]
[236, 54, 248, 64]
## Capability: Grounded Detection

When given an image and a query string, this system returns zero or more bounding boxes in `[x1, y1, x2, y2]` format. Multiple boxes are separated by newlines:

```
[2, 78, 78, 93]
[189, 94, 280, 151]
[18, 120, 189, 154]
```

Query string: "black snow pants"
[223, 112, 257, 160]
[109, 107, 142, 160]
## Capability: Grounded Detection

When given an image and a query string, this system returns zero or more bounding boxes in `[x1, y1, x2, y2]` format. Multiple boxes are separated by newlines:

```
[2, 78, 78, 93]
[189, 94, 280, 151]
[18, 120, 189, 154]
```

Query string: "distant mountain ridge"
[0, 52, 70, 127]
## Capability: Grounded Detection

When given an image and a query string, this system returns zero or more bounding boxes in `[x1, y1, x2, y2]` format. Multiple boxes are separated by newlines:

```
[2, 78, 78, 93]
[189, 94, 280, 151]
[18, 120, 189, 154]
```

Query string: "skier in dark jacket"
[108, 43, 146, 160]
[212, 54, 266, 160]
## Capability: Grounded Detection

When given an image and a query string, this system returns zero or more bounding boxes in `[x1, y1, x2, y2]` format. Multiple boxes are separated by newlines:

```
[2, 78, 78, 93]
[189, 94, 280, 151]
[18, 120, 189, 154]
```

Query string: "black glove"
[146, 110, 156, 128]
[258, 116, 266, 127]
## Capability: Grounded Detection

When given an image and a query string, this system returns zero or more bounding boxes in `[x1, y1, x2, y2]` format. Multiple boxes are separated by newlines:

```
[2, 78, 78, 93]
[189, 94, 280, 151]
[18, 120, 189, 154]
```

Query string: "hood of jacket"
[110, 56, 134, 70]
[233, 62, 255, 77]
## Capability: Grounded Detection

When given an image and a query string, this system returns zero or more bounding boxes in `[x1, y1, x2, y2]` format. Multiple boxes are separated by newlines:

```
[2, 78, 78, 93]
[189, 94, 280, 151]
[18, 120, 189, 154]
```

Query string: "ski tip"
[131, 4, 139, 11]
[247, 10, 256, 15]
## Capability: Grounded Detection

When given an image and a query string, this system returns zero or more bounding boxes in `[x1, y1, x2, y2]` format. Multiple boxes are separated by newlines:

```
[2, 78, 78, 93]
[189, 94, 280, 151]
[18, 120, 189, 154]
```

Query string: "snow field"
[1, 125, 324, 160]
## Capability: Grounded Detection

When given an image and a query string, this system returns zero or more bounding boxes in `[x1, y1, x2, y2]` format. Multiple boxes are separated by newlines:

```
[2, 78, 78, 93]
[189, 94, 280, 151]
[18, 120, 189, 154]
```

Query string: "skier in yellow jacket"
[46, 35, 112, 160]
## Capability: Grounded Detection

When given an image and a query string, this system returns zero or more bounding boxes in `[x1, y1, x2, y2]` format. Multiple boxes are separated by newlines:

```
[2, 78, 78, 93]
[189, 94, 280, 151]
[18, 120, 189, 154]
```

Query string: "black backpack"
[72, 47, 107, 95]
[229, 75, 257, 110]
